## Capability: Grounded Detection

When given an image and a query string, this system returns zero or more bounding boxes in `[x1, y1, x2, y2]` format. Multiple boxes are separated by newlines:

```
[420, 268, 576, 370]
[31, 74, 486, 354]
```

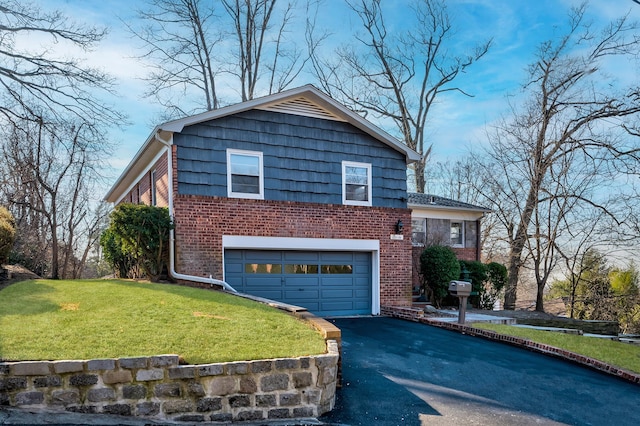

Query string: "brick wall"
[0, 344, 339, 422]
[121, 153, 169, 208]
[452, 247, 478, 262]
[172, 195, 413, 308]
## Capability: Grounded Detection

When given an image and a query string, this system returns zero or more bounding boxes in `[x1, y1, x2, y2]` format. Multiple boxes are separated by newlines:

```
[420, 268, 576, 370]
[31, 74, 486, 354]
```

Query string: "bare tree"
[127, 0, 221, 116]
[131, 0, 314, 116]
[0, 0, 124, 127]
[222, 0, 310, 101]
[1, 118, 106, 279]
[310, 0, 490, 193]
[478, 3, 640, 310]
[0, 2, 123, 278]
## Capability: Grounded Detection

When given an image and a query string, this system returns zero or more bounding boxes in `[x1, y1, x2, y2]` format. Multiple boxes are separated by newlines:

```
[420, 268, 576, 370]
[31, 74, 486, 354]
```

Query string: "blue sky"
[39, 0, 640, 190]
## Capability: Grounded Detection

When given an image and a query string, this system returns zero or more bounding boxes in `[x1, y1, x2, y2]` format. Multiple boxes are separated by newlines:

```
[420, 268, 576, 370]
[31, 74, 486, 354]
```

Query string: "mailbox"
[448, 280, 472, 297]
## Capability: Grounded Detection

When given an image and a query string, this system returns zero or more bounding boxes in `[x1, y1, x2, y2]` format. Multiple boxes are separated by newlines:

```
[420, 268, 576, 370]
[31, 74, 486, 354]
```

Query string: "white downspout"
[155, 132, 238, 293]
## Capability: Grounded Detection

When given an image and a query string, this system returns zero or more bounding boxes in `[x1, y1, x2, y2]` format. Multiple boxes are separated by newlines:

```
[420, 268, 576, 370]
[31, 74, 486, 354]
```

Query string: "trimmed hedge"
[420, 245, 461, 307]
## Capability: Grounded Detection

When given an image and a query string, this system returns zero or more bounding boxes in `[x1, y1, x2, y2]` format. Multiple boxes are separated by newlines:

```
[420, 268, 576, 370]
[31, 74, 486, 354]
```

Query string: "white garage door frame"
[222, 235, 380, 315]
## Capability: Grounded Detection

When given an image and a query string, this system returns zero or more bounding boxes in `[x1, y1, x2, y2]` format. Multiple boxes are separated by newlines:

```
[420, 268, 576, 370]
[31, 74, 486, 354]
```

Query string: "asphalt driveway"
[319, 317, 640, 426]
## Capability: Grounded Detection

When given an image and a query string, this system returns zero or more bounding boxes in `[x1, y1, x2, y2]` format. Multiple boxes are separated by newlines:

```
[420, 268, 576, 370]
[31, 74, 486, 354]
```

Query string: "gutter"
[155, 132, 238, 293]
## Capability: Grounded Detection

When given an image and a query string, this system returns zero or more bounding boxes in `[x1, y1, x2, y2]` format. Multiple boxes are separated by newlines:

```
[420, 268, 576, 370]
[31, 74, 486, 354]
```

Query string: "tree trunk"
[503, 252, 520, 310]
[535, 282, 545, 312]
[415, 162, 426, 194]
[50, 223, 59, 279]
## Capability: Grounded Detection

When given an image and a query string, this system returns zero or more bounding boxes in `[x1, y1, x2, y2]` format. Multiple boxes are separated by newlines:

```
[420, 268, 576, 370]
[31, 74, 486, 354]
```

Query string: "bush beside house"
[419, 244, 508, 309]
[101, 204, 173, 282]
[420, 245, 461, 307]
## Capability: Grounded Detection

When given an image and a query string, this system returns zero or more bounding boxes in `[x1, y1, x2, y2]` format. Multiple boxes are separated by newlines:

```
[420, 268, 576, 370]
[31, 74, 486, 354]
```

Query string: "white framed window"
[227, 149, 264, 199]
[450, 221, 464, 247]
[411, 219, 426, 246]
[342, 161, 372, 206]
[150, 170, 157, 206]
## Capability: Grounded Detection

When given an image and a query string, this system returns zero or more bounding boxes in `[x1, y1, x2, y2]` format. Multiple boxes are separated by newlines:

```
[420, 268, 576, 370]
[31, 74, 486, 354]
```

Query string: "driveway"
[319, 317, 640, 426]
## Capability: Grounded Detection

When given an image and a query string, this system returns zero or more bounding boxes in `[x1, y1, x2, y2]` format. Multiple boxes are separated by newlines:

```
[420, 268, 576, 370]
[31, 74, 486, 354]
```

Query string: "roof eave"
[104, 127, 165, 203]
[408, 202, 492, 214]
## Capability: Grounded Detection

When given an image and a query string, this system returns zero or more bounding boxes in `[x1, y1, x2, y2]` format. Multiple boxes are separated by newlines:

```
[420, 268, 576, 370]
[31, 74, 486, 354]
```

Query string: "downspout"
[155, 132, 238, 293]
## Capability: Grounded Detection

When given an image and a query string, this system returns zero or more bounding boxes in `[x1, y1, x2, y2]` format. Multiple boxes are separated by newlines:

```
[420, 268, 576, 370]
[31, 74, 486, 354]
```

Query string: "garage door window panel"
[285, 264, 319, 274]
[321, 265, 353, 274]
[245, 263, 282, 274]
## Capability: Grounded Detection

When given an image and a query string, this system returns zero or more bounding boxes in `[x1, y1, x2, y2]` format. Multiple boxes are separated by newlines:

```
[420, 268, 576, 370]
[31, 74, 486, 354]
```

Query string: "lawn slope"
[475, 323, 640, 374]
[0, 279, 326, 364]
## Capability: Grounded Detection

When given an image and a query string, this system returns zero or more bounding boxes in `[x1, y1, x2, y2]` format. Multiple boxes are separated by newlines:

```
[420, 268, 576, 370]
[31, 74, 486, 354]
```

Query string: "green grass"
[474, 323, 640, 374]
[0, 279, 326, 364]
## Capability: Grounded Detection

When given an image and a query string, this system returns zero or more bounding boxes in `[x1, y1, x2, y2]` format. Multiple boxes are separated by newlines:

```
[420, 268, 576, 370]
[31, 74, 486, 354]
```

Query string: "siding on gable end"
[174, 109, 408, 208]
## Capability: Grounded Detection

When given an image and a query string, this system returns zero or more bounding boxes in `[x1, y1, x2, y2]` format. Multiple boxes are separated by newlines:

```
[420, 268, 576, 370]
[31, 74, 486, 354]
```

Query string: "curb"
[382, 308, 640, 385]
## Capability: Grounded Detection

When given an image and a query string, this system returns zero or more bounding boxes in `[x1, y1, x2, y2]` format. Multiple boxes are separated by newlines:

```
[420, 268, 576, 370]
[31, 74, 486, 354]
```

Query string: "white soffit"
[257, 96, 346, 122]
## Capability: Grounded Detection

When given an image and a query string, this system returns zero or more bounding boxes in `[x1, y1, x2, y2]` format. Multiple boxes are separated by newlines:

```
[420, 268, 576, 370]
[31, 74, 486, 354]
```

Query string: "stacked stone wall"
[0, 342, 338, 422]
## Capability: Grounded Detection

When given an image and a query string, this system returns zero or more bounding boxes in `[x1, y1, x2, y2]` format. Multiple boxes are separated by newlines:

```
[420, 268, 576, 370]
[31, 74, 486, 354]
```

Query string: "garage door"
[224, 250, 372, 316]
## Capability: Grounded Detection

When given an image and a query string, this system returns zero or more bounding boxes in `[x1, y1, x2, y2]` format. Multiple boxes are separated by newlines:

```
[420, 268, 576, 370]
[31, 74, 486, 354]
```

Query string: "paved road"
[319, 317, 640, 426]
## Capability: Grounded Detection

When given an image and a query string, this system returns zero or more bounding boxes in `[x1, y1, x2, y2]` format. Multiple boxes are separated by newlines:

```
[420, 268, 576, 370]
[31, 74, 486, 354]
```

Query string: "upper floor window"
[342, 161, 372, 206]
[450, 221, 464, 247]
[227, 149, 264, 199]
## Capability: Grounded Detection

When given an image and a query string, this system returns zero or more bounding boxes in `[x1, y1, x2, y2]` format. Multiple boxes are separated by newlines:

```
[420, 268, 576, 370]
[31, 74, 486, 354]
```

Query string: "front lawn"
[0, 279, 326, 364]
[474, 323, 640, 374]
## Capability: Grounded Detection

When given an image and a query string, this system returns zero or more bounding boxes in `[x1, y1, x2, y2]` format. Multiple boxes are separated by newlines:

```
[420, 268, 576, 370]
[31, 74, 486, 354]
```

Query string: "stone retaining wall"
[0, 341, 339, 422]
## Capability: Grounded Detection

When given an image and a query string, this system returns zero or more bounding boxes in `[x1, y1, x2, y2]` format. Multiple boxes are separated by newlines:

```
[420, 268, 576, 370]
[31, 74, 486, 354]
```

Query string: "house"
[408, 193, 491, 290]
[105, 85, 422, 316]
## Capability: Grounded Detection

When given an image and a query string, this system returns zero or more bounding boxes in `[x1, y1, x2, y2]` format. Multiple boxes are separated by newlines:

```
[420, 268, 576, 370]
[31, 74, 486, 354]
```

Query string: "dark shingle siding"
[408, 193, 490, 211]
[175, 109, 408, 208]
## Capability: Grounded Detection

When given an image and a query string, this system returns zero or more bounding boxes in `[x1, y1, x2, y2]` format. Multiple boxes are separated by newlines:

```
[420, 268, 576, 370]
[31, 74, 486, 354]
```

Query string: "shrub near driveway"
[0, 279, 327, 364]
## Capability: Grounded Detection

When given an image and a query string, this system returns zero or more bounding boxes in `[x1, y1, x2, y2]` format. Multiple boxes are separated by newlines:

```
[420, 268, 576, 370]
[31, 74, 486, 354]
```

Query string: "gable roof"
[105, 85, 420, 203]
[408, 193, 491, 213]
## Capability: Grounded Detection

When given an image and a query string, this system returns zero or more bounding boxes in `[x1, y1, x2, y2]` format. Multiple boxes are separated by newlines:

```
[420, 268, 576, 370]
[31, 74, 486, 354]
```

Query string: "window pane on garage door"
[224, 250, 372, 316]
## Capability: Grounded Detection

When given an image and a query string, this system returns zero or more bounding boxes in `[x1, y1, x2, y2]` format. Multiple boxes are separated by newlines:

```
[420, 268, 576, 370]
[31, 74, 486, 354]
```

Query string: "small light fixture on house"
[395, 219, 404, 234]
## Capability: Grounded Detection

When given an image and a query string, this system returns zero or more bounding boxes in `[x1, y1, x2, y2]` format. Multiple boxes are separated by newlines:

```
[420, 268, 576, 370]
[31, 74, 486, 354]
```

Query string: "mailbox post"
[448, 280, 472, 324]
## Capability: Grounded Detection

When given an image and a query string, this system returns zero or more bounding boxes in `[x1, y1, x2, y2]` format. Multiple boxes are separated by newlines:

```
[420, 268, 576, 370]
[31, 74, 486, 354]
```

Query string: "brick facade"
[119, 149, 415, 310]
[172, 194, 413, 308]
[122, 153, 169, 208]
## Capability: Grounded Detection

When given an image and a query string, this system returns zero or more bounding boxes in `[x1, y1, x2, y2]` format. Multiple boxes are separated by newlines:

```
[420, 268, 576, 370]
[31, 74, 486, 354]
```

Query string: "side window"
[342, 161, 372, 206]
[450, 221, 464, 247]
[411, 219, 426, 246]
[150, 170, 157, 206]
[227, 149, 264, 199]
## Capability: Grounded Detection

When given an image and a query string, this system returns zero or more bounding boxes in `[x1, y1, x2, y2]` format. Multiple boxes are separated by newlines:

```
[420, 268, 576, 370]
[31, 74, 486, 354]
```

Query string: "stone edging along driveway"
[382, 306, 640, 385]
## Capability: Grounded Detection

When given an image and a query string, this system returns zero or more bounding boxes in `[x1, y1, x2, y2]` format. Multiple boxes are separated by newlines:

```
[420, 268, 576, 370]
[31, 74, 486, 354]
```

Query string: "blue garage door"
[224, 250, 372, 316]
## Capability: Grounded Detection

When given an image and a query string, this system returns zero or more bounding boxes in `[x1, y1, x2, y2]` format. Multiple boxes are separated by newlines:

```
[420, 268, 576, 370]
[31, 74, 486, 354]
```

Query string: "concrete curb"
[382, 307, 640, 385]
